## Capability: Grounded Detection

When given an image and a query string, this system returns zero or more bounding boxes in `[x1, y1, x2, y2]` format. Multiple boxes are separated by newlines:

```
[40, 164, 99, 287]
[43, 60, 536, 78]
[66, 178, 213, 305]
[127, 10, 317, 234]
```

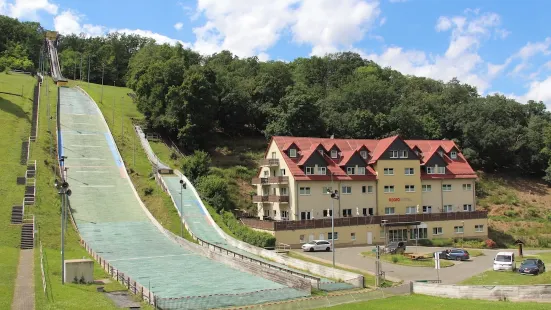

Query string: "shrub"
[197, 175, 232, 212]
[391, 256, 399, 264]
[417, 239, 433, 246]
[485, 239, 497, 248]
[181, 150, 211, 184]
[431, 238, 454, 247]
[143, 187, 154, 196]
[219, 210, 275, 248]
[504, 210, 517, 217]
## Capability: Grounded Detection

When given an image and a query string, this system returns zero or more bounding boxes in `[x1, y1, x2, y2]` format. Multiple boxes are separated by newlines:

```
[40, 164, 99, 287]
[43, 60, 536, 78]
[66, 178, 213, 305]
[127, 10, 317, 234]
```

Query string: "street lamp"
[179, 179, 187, 237]
[327, 172, 339, 268]
[461, 220, 465, 249]
[55, 158, 71, 284]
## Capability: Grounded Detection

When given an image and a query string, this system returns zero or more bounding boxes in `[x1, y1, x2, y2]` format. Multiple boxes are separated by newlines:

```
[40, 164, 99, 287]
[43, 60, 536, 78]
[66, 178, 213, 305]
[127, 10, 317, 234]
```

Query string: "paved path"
[295, 246, 551, 284]
[11, 249, 34, 310]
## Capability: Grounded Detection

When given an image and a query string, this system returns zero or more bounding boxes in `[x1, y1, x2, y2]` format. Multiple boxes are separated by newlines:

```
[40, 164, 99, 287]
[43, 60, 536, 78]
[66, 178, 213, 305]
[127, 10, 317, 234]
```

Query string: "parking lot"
[292, 246, 551, 284]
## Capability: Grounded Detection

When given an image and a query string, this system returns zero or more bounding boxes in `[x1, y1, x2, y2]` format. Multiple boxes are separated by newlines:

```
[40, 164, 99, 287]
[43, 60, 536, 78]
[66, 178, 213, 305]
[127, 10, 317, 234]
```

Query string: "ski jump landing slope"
[58, 87, 307, 309]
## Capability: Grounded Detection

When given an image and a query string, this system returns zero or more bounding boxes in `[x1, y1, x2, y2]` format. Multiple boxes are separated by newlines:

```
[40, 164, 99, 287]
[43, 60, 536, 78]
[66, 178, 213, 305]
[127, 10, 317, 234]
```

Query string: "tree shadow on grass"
[0, 97, 30, 121]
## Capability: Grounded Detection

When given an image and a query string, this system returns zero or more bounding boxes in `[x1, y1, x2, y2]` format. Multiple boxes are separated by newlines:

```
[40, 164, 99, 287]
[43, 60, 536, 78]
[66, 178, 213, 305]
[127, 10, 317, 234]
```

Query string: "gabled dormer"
[434, 145, 446, 158]
[326, 143, 341, 160]
[311, 143, 327, 157]
[423, 146, 448, 174]
[448, 145, 460, 160]
[377, 136, 418, 160]
[412, 145, 422, 158]
[342, 151, 369, 175]
[283, 142, 300, 159]
[357, 145, 370, 161]
[298, 149, 328, 175]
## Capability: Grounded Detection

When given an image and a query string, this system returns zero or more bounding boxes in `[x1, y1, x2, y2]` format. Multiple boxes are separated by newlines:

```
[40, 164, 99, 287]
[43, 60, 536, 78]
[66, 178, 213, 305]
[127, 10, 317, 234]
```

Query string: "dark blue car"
[445, 249, 470, 261]
[518, 259, 545, 275]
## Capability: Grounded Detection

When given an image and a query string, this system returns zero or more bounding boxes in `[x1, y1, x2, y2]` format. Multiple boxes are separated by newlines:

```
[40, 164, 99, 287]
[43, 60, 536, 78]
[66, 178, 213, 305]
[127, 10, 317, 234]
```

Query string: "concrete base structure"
[413, 282, 551, 302]
[64, 259, 94, 284]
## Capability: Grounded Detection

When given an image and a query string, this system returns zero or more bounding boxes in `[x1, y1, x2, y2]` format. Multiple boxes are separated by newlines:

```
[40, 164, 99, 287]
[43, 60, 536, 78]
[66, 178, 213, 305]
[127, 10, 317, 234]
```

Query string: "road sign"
[434, 252, 441, 270]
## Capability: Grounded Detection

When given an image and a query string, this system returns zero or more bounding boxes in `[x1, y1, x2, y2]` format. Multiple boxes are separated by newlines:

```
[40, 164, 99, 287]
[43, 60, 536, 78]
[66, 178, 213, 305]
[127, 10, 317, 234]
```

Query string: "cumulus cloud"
[174, 22, 184, 31]
[0, 0, 58, 20]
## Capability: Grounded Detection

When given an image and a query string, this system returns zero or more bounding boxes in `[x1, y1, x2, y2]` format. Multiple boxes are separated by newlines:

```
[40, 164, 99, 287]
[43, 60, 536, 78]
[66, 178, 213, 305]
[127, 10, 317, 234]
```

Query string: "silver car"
[302, 240, 332, 252]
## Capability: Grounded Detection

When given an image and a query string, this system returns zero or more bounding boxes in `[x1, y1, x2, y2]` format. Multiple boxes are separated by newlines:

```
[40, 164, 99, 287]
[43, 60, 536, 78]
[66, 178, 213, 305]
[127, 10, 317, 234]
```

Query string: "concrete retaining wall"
[413, 282, 551, 302]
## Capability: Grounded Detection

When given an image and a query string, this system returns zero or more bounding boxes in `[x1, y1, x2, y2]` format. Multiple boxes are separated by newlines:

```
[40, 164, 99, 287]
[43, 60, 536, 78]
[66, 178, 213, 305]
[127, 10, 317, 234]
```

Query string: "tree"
[197, 175, 231, 212]
[180, 151, 211, 184]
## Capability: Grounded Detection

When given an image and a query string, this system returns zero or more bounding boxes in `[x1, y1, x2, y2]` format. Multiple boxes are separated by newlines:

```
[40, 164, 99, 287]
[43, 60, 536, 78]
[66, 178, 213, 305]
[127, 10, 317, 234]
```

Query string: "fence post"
[127, 277, 130, 288]
[141, 286, 144, 300]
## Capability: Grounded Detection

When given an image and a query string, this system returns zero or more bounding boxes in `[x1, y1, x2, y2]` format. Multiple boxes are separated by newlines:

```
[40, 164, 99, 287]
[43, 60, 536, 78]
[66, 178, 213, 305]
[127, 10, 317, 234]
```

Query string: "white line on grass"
[108, 254, 195, 262]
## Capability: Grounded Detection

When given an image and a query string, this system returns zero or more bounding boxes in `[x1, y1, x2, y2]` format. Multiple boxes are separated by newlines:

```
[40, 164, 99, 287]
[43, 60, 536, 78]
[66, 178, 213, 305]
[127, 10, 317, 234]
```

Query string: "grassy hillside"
[477, 172, 551, 248]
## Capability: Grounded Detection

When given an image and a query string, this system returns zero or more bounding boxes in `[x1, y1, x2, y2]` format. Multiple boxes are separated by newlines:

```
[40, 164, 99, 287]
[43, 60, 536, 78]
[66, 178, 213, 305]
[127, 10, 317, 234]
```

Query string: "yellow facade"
[374, 160, 423, 216]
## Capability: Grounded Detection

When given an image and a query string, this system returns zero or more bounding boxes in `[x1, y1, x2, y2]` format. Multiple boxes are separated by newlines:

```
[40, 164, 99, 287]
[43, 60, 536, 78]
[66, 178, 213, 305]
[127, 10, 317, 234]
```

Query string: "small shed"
[64, 259, 94, 284]
[514, 239, 525, 257]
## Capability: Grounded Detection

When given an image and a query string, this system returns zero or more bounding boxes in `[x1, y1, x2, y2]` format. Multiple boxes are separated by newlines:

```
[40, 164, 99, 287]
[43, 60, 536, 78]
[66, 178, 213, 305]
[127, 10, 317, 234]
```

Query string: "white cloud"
[114, 28, 189, 46]
[365, 9, 506, 93]
[515, 76, 551, 105]
[492, 37, 551, 77]
[174, 22, 184, 31]
[0, 0, 58, 20]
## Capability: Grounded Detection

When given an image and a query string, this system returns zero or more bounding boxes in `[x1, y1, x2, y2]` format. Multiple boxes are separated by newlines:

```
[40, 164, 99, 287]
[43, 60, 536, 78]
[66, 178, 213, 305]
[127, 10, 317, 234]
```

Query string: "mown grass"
[0, 72, 36, 308]
[461, 252, 551, 285]
[360, 252, 454, 268]
[320, 294, 551, 310]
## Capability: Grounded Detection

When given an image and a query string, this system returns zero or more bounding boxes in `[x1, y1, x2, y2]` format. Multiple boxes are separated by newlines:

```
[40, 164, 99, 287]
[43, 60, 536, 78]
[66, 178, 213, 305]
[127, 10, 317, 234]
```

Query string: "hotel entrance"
[381, 220, 422, 246]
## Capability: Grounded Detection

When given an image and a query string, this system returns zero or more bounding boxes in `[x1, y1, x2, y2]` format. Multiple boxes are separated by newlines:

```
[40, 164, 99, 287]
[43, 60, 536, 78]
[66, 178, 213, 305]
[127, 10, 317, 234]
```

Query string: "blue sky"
[2, 0, 550, 105]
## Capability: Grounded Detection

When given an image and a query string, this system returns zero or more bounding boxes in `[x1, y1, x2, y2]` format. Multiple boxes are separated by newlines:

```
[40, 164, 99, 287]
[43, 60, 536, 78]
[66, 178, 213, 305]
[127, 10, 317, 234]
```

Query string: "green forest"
[3, 14, 551, 181]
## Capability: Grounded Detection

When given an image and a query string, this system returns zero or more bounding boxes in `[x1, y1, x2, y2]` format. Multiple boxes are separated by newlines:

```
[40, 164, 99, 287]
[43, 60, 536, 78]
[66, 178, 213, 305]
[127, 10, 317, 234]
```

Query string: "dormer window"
[357, 167, 366, 175]
[360, 150, 368, 159]
[450, 151, 457, 159]
[289, 148, 297, 158]
[437, 166, 446, 174]
[400, 150, 408, 158]
[438, 150, 443, 157]
[331, 150, 338, 158]
[390, 150, 399, 158]
[426, 167, 434, 174]
[318, 149, 324, 155]
[305, 167, 314, 175]
[346, 167, 355, 175]
[317, 167, 326, 175]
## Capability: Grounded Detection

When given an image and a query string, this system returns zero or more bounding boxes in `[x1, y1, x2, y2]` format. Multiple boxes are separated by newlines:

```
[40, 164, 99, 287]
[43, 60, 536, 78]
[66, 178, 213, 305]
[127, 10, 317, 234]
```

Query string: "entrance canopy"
[381, 221, 421, 227]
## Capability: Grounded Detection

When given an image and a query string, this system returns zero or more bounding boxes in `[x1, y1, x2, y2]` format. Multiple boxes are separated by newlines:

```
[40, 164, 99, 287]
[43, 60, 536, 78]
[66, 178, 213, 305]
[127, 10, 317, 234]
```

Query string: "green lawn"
[461, 252, 551, 285]
[0, 71, 36, 307]
[361, 251, 454, 268]
[320, 294, 551, 310]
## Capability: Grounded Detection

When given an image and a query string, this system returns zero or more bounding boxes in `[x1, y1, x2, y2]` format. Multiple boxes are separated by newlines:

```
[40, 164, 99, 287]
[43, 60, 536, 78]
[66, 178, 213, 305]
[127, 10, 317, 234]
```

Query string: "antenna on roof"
[330, 134, 334, 139]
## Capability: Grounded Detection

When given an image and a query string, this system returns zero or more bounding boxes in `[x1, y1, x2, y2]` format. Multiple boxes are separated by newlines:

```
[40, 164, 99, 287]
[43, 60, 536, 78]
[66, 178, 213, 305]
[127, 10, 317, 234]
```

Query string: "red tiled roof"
[270, 136, 476, 180]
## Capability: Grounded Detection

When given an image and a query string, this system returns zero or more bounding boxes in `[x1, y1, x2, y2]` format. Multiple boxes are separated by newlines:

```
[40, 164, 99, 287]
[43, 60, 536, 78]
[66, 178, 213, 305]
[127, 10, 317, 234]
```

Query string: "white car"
[493, 251, 516, 271]
[302, 240, 332, 252]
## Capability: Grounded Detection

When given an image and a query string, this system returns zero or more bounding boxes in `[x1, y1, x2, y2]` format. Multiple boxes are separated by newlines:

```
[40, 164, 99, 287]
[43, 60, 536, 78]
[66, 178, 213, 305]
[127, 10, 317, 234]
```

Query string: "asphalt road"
[293, 246, 550, 284]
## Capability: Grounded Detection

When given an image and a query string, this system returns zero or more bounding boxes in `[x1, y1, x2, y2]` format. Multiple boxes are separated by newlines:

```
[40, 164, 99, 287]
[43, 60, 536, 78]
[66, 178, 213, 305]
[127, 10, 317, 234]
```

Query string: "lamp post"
[327, 172, 339, 268]
[179, 179, 187, 237]
[55, 155, 71, 284]
[461, 220, 465, 249]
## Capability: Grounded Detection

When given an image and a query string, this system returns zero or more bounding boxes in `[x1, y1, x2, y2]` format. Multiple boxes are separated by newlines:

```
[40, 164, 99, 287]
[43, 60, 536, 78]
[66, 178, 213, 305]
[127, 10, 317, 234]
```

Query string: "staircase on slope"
[20, 223, 34, 249]
[11, 206, 23, 224]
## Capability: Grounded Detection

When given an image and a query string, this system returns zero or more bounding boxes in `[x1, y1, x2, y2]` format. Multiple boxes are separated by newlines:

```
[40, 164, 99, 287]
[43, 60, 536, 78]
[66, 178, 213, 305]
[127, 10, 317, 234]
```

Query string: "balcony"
[259, 158, 279, 166]
[252, 177, 269, 185]
[269, 195, 289, 203]
[252, 176, 289, 185]
[252, 195, 269, 203]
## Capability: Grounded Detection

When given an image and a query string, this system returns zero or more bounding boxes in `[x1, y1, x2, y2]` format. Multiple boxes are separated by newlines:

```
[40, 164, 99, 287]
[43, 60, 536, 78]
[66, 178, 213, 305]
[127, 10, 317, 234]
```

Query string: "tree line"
[0, 15, 43, 72]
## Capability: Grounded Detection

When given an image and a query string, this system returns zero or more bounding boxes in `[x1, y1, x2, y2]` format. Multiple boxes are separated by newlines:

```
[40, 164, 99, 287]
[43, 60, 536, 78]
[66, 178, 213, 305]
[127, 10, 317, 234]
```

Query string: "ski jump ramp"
[57, 87, 308, 309]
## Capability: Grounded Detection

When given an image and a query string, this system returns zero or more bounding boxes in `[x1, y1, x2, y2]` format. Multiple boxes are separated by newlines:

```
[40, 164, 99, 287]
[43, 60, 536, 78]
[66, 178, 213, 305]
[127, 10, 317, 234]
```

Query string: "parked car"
[445, 249, 470, 261]
[493, 251, 516, 271]
[385, 241, 406, 254]
[518, 259, 546, 275]
[301, 240, 332, 252]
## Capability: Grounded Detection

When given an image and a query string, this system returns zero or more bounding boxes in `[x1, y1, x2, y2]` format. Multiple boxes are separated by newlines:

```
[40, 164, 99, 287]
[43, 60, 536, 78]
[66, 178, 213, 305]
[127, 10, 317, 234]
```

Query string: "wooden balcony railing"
[252, 176, 289, 185]
[251, 177, 268, 185]
[268, 195, 289, 203]
[252, 195, 269, 203]
[259, 158, 279, 166]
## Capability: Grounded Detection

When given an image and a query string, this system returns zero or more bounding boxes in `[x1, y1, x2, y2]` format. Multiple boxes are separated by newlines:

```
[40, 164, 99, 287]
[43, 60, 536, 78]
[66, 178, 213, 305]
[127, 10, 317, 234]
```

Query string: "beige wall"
[374, 160, 423, 215]
[441, 179, 476, 212]
[272, 218, 488, 248]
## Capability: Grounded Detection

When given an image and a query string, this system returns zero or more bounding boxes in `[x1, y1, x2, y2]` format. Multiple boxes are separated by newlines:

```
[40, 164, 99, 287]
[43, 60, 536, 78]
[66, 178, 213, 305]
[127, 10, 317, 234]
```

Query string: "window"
[318, 149, 324, 155]
[271, 152, 276, 158]
[289, 148, 297, 157]
[305, 167, 314, 175]
[299, 187, 311, 195]
[299, 234, 305, 243]
[454, 226, 464, 234]
[438, 150, 444, 157]
[362, 185, 374, 194]
[263, 170, 269, 177]
[357, 167, 366, 175]
[328, 232, 339, 240]
[422, 184, 432, 192]
[273, 210, 277, 217]
[475, 225, 484, 232]
[406, 206, 416, 214]
[263, 209, 270, 217]
[300, 211, 311, 220]
[363, 208, 374, 216]
[385, 207, 395, 215]
[463, 204, 473, 212]
[351, 233, 356, 241]
[389, 150, 399, 158]
[384, 168, 394, 175]
[405, 168, 414, 175]
[346, 167, 355, 175]
[463, 183, 472, 191]
[443, 205, 453, 213]
[380, 229, 385, 239]
[280, 169, 286, 176]
[442, 184, 452, 191]
[433, 227, 443, 235]
[400, 150, 408, 158]
[281, 210, 289, 219]
[437, 166, 446, 174]
[411, 228, 428, 239]
[384, 185, 395, 193]
[342, 209, 352, 217]
[450, 151, 457, 159]
[280, 187, 288, 195]
[331, 150, 338, 158]
[426, 167, 434, 174]
[362, 186, 366, 193]
[342, 186, 352, 194]
[323, 186, 332, 194]
[360, 150, 368, 159]
[323, 209, 333, 217]
[405, 185, 415, 192]
[422, 206, 432, 213]
[317, 167, 327, 175]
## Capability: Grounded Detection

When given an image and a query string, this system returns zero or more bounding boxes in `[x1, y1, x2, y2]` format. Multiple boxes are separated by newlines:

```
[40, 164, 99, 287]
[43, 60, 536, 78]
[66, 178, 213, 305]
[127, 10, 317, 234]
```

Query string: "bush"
[485, 239, 497, 248]
[181, 150, 211, 184]
[218, 210, 275, 248]
[391, 256, 399, 263]
[504, 210, 517, 217]
[143, 187, 154, 196]
[197, 174, 232, 212]
[431, 238, 454, 247]
[417, 239, 433, 246]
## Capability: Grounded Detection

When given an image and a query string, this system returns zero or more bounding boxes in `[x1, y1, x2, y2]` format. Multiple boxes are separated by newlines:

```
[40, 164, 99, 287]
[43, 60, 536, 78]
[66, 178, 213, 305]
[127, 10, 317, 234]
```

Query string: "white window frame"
[450, 151, 457, 159]
[422, 205, 432, 214]
[384, 168, 394, 175]
[331, 149, 338, 158]
[280, 187, 288, 196]
[342, 186, 352, 194]
[346, 167, 355, 175]
[437, 166, 446, 174]
[426, 167, 434, 174]
[317, 166, 327, 175]
[463, 183, 472, 191]
[405, 185, 415, 192]
[280, 168, 286, 176]
[342, 209, 352, 217]
[305, 167, 314, 175]
[281, 210, 289, 219]
[299, 234, 305, 243]
[323, 186, 332, 194]
[400, 150, 408, 158]
[263, 170, 269, 177]
[443, 205, 453, 213]
[384, 207, 395, 215]
[384, 185, 395, 193]
[433, 227, 443, 235]
[405, 168, 414, 175]
[289, 148, 297, 158]
[422, 184, 432, 192]
[438, 150, 444, 157]
[390, 150, 398, 158]
[463, 204, 473, 212]
[299, 187, 311, 195]
[360, 150, 368, 159]
[357, 167, 366, 175]
[442, 184, 452, 191]
[454, 226, 464, 234]
[323, 209, 333, 217]
[406, 206, 416, 214]
[367, 185, 373, 193]
[351, 232, 356, 241]
[328, 232, 339, 240]
[475, 225, 484, 232]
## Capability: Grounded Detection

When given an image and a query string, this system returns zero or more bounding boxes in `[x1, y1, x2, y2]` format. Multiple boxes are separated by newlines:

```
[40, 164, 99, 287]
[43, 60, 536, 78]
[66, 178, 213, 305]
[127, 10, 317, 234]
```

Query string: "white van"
[493, 252, 516, 271]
